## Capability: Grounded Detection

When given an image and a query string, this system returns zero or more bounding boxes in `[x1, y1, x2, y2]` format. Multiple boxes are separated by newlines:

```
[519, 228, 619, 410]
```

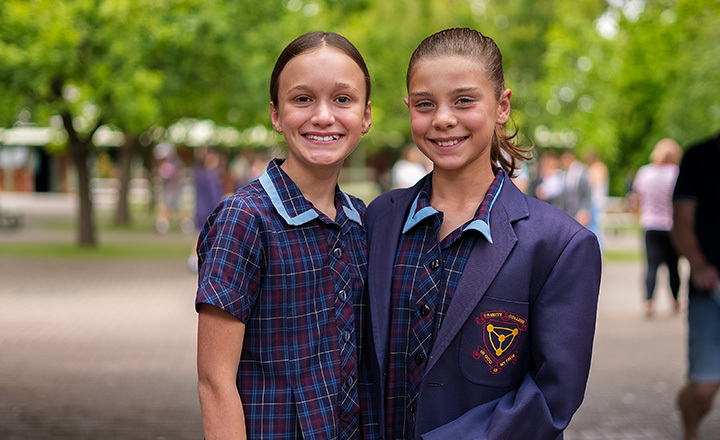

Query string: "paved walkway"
[1, 192, 719, 439]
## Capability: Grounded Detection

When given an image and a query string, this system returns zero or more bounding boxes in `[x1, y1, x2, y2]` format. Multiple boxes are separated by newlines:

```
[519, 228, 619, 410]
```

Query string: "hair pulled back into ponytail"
[407, 28, 532, 175]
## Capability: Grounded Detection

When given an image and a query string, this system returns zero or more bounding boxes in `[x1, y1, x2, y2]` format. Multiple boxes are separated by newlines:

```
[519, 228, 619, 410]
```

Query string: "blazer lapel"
[425, 177, 528, 372]
[369, 179, 427, 376]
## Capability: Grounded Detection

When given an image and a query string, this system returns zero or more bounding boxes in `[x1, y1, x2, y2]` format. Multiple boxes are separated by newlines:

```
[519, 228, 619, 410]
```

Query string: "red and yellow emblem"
[472, 311, 528, 374]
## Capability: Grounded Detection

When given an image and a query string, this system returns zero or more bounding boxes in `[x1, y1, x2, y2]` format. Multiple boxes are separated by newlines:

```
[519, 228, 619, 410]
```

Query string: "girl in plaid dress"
[196, 32, 373, 439]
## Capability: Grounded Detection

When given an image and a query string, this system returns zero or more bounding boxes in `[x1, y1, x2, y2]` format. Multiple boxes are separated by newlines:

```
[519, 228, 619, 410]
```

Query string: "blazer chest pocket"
[457, 296, 530, 388]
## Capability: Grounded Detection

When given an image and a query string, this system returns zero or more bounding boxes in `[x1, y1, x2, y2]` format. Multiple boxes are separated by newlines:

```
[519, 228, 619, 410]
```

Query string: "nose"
[311, 101, 335, 127]
[432, 104, 456, 130]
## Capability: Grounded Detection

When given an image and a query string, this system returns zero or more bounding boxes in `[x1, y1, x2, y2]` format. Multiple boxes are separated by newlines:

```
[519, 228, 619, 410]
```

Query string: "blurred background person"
[192, 147, 225, 232]
[228, 152, 251, 192]
[629, 138, 682, 318]
[188, 147, 225, 273]
[529, 149, 564, 207]
[558, 149, 592, 227]
[154, 142, 191, 235]
[585, 151, 609, 248]
[672, 132, 720, 440]
[391, 144, 430, 188]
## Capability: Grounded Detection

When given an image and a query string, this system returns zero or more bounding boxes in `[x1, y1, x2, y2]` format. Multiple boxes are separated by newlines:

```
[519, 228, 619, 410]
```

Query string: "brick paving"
[1, 192, 719, 439]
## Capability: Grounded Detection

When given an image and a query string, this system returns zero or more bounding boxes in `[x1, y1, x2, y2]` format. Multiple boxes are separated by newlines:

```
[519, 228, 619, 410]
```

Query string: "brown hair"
[270, 31, 371, 107]
[407, 28, 532, 175]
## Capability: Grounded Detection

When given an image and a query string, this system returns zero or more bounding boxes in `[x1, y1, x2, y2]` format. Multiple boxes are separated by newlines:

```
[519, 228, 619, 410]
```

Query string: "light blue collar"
[259, 169, 361, 226]
[401, 174, 504, 244]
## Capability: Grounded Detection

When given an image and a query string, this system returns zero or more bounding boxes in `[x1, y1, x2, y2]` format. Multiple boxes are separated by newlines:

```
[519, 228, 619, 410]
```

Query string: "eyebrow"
[287, 82, 361, 94]
[409, 86, 481, 97]
[451, 86, 481, 94]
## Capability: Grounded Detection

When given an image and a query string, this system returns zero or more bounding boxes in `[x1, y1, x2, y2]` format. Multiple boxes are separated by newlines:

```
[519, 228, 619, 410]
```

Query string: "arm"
[671, 200, 720, 290]
[422, 229, 602, 440]
[197, 304, 247, 440]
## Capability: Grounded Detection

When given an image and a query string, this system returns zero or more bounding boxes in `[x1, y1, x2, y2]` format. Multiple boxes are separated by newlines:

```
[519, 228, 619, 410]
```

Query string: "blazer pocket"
[458, 295, 530, 388]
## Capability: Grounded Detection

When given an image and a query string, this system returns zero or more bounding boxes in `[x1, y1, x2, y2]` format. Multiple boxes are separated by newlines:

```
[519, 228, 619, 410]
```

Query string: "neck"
[430, 164, 495, 209]
[430, 165, 496, 241]
[281, 159, 340, 220]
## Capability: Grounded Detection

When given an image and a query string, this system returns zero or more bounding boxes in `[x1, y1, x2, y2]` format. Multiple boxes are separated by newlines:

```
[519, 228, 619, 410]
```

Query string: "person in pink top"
[630, 138, 683, 317]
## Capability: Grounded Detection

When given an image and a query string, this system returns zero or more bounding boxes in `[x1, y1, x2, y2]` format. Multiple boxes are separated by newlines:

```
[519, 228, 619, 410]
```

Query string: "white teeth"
[306, 134, 341, 142]
[436, 139, 461, 147]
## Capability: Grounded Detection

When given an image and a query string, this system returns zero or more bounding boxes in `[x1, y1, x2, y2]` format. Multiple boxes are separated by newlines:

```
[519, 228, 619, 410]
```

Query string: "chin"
[307, 156, 346, 168]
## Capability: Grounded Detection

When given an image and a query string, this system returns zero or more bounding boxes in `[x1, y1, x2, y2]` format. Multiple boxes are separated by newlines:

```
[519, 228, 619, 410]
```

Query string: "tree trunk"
[69, 137, 96, 246]
[142, 143, 157, 214]
[61, 110, 97, 246]
[115, 135, 136, 226]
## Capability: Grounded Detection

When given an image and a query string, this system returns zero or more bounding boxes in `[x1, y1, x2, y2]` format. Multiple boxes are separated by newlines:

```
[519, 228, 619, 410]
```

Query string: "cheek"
[462, 113, 491, 133]
[285, 110, 313, 130]
[341, 108, 369, 131]
[409, 112, 430, 134]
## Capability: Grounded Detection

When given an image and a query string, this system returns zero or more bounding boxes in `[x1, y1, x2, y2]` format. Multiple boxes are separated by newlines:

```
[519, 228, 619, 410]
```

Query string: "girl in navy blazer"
[365, 28, 602, 440]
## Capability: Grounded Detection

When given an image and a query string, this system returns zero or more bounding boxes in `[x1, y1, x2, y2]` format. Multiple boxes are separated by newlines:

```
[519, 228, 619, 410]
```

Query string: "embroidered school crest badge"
[472, 310, 528, 374]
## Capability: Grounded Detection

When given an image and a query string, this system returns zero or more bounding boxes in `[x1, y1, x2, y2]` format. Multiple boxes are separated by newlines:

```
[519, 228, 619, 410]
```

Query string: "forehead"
[409, 55, 490, 89]
[278, 46, 366, 91]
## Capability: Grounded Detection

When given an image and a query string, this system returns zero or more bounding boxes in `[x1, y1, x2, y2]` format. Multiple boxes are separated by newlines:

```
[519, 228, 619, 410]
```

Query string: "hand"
[690, 262, 720, 292]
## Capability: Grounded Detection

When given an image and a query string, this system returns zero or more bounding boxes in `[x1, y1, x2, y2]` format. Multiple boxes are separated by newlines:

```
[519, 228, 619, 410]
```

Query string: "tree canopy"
[2, 0, 719, 197]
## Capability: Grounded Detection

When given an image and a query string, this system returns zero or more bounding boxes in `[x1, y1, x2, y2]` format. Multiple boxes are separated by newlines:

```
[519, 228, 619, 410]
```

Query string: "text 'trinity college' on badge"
[473, 311, 528, 374]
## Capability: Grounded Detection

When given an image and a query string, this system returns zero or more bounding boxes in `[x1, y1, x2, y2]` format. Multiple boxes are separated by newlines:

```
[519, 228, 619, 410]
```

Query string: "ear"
[496, 88, 511, 124]
[270, 101, 282, 133]
[362, 101, 372, 134]
[403, 97, 410, 107]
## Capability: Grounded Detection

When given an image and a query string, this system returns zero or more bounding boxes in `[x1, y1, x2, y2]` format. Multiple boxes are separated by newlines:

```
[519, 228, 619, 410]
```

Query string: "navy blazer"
[366, 172, 602, 440]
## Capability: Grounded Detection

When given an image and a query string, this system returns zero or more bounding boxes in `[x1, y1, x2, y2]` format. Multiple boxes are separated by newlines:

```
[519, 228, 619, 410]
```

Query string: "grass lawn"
[0, 210, 195, 260]
[0, 240, 193, 260]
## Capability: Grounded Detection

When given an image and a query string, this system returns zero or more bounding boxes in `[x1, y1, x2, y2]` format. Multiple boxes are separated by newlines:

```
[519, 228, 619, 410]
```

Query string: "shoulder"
[683, 134, 720, 163]
[367, 187, 416, 221]
[522, 193, 588, 238]
[633, 164, 652, 184]
[524, 196, 600, 261]
[636, 163, 651, 175]
[209, 182, 271, 228]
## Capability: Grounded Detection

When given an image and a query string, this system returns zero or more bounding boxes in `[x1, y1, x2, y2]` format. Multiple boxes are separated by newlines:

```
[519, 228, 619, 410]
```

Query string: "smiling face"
[270, 46, 371, 175]
[405, 55, 510, 178]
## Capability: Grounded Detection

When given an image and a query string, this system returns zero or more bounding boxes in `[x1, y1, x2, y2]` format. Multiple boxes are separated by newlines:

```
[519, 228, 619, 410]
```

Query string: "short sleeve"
[632, 166, 645, 194]
[195, 196, 264, 322]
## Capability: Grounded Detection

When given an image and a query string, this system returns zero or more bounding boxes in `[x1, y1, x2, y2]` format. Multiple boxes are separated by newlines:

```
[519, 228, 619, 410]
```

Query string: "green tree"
[0, 0, 286, 240]
[3, 0, 720, 242]
[534, 0, 720, 195]
[0, 0, 167, 244]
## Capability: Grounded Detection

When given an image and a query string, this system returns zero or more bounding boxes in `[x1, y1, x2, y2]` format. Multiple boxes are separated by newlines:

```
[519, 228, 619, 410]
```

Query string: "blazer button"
[419, 304, 431, 316]
[429, 259, 440, 270]
[332, 247, 343, 259]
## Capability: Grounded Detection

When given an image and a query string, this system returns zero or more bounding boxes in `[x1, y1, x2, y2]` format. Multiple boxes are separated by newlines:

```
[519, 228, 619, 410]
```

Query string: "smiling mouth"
[433, 137, 466, 147]
[305, 134, 342, 142]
